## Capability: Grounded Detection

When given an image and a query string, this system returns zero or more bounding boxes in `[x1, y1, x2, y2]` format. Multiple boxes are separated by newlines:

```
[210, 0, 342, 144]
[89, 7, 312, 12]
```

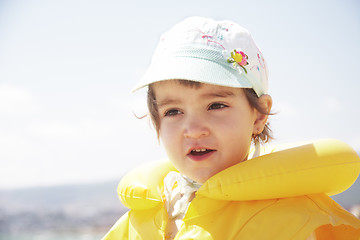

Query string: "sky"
[0, 0, 359, 189]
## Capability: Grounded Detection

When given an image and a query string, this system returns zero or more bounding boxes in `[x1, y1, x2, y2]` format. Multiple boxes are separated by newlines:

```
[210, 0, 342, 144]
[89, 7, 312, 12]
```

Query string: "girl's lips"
[187, 149, 216, 161]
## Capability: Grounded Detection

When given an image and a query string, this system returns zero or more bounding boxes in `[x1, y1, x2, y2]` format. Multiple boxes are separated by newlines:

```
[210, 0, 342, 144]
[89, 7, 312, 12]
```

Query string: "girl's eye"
[208, 102, 228, 110]
[164, 109, 182, 117]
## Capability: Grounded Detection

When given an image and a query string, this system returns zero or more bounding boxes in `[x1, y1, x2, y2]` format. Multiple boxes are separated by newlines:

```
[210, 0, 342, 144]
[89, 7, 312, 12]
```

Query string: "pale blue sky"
[1, 0, 359, 189]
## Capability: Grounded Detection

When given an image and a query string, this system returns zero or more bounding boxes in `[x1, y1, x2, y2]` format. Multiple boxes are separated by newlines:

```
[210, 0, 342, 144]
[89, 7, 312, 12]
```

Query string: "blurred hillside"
[0, 173, 359, 240]
[332, 175, 360, 209]
[0, 181, 127, 240]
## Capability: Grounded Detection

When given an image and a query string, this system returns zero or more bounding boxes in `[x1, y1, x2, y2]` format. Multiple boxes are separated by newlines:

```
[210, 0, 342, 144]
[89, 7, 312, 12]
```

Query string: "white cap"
[133, 16, 268, 97]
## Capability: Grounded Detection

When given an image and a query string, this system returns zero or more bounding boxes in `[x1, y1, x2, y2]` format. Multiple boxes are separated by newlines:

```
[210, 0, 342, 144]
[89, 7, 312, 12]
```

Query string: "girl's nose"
[183, 116, 210, 139]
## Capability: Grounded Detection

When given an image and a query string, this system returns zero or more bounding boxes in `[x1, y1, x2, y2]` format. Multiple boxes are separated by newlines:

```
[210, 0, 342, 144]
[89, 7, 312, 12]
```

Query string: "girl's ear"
[253, 94, 272, 134]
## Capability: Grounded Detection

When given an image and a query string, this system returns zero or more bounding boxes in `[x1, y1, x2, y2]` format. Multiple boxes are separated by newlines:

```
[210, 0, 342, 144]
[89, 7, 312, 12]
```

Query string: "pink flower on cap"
[232, 50, 248, 66]
[227, 49, 249, 74]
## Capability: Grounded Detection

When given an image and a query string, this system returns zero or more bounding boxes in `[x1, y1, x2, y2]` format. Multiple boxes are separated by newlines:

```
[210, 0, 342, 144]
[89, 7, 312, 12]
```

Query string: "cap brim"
[132, 57, 253, 92]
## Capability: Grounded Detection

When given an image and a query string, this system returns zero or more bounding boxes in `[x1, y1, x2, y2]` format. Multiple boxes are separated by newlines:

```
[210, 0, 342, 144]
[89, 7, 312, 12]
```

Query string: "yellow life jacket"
[103, 139, 360, 239]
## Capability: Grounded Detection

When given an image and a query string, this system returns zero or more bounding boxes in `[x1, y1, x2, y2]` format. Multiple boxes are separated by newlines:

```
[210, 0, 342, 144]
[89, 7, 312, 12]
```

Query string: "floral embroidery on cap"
[226, 50, 249, 74]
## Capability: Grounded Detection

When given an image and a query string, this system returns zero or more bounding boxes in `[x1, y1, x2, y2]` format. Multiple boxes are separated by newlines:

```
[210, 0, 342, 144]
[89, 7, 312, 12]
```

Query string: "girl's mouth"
[187, 148, 215, 161]
[190, 148, 214, 156]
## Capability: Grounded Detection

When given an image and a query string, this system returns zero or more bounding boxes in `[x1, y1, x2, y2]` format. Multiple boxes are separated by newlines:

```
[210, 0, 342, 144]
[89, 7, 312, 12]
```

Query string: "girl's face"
[153, 80, 266, 183]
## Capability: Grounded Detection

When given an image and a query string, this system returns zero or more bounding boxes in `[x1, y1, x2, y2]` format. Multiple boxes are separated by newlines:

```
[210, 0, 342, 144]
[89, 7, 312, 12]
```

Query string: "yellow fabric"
[103, 139, 360, 240]
[314, 224, 360, 239]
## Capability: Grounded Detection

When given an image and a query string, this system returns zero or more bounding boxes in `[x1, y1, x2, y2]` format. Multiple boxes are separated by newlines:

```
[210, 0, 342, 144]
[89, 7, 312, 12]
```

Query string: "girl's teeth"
[194, 149, 206, 152]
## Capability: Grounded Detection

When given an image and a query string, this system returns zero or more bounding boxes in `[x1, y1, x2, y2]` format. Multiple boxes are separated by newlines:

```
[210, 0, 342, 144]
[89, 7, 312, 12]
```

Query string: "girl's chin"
[185, 170, 217, 184]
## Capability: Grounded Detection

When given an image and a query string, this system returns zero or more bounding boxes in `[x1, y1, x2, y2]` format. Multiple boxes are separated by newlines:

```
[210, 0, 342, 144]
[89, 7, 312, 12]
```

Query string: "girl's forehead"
[152, 80, 244, 100]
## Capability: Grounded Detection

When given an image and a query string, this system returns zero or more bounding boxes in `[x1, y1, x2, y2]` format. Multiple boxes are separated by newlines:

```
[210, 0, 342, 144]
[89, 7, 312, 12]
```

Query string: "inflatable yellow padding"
[118, 139, 360, 210]
[199, 139, 360, 200]
[118, 161, 177, 210]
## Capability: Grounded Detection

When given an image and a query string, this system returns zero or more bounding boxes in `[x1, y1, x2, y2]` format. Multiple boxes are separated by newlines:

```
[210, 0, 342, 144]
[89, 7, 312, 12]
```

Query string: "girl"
[103, 17, 360, 239]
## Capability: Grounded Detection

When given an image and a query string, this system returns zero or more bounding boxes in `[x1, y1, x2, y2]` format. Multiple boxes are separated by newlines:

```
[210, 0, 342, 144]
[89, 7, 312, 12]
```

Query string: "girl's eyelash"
[164, 109, 182, 117]
[208, 102, 228, 110]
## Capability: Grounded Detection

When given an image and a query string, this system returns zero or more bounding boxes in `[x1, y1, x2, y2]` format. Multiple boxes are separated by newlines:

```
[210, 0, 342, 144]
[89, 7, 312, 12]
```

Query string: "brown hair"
[147, 80, 273, 144]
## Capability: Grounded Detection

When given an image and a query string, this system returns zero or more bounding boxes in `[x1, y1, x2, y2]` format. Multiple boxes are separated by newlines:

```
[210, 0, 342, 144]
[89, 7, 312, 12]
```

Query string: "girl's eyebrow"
[156, 98, 181, 109]
[201, 90, 236, 99]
